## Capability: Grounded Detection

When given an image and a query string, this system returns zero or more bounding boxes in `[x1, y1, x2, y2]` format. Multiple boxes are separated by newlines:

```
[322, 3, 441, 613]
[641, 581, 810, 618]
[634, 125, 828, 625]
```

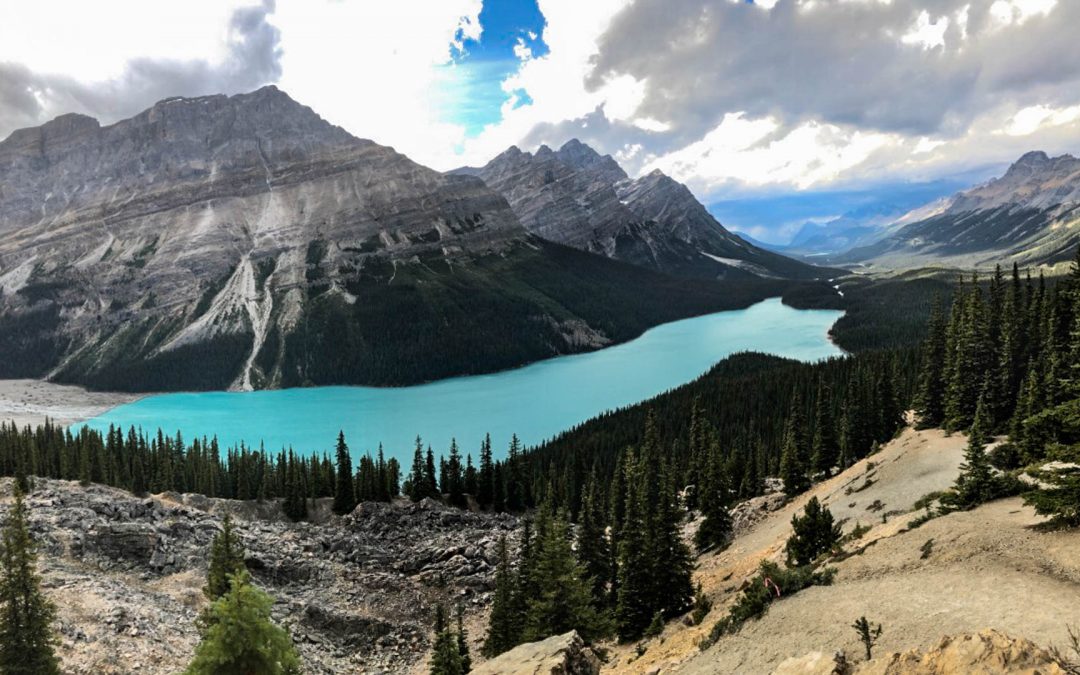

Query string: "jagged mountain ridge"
[845, 150, 1080, 268]
[454, 140, 825, 280]
[0, 87, 792, 392]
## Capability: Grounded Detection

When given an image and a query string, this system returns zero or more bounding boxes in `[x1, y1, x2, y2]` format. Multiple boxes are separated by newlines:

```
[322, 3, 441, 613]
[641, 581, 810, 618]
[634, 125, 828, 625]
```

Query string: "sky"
[1, 0, 1079, 242]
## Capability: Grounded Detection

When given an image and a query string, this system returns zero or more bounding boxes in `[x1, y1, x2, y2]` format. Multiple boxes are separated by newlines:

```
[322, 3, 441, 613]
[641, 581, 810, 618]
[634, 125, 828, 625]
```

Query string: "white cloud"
[901, 10, 949, 50]
[272, 0, 482, 164]
[1004, 103, 1080, 136]
[0, 0, 249, 82]
[642, 113, 897, 191]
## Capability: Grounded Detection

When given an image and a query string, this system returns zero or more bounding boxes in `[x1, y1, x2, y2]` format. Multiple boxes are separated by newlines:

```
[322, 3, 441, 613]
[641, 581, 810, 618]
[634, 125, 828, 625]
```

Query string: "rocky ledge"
[9, 478, 517, 673]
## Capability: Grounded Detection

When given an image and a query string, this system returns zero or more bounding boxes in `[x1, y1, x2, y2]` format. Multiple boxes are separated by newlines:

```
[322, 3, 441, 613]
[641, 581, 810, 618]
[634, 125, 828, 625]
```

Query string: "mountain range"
[0, 87, 819, 392]
[454, 141, 822, 280]
[844, 151, 1080, 268]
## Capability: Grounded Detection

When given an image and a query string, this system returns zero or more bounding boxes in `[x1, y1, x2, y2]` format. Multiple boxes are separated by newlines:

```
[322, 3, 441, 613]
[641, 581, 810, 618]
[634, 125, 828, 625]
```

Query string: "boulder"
[471, 631, 601, 675]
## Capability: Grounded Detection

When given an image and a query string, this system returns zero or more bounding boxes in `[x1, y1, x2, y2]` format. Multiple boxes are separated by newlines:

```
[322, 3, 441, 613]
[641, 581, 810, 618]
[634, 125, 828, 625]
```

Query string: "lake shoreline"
[0, 379, 143, 429]
[75, 299, 844, 465]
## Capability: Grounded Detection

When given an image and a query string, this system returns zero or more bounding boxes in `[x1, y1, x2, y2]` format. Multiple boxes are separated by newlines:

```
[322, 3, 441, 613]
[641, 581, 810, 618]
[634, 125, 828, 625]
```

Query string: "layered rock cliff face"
[846, 151, 1080, 269]
[0, 86, 524, 390]
[455, 140, 825, 280]
[0, 88, 785, 392]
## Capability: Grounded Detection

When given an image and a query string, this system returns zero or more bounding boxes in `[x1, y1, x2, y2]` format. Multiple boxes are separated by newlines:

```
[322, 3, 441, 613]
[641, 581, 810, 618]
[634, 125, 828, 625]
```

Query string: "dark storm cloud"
[584, 0, 1080, 144]
[0, 0, 281, 140]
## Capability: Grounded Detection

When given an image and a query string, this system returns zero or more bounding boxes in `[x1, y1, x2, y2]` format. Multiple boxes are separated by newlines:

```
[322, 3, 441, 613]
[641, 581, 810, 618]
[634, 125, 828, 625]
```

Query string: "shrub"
[786, 497, 843, 567]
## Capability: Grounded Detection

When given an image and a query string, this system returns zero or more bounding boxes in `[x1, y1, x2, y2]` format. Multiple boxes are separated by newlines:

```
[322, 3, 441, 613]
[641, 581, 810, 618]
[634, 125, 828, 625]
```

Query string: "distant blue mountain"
[708, 178, 983, 258]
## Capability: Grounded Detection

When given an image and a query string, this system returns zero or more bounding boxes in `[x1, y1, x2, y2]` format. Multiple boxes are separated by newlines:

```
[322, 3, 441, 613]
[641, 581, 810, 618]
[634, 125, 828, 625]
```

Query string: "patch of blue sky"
[439, 0, 548, 136]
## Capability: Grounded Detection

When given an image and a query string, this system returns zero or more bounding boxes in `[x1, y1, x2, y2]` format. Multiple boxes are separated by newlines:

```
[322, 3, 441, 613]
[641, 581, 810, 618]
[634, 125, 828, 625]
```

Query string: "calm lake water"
[81, 298, 843, 465]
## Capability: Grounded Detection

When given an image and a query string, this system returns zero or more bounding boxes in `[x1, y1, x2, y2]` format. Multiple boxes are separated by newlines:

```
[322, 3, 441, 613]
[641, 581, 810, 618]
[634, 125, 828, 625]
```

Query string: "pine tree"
[482, 535, 518, 657]
[779, 400, 811, 497]
[0, 485, 60, 675]
[695, 441, 732, 553]
[1024, 464, 1080, 527]
[915, 297, 948, 428]
[576, 470, 612, 608]
[522, 513, 604, 643]
[204, 514, 245, 602]
[478, 434, 495, 509]
[185, 570, 300, 675]
[424, 447, 439, 499]
[650, 460, 694, 619]
[785, 496, 842, 567]
[944, 388, 1003, 510]
[614, 450, 652, 641]
[429, 604, 464, 675]
[455, 604, 472, 673]
[810, 382, 838, 476]
[332, 431, 356, 515]
[408, 437, 426, 502]
[505, 435, 525, 512]
[446, 439, 465, 508]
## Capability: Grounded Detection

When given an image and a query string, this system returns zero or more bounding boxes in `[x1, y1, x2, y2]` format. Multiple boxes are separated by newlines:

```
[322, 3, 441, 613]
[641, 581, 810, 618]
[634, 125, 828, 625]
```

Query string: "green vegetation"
[851, 616, 883, 660]
[0, 485, 60, 675]
[185, 570, 300, 675]
[0, 425, 398, 518]
[785, 497, 843, 567]
[204, 515, 245, 602]
[700, 561, 835, 649]
[429, 604, 467, 675]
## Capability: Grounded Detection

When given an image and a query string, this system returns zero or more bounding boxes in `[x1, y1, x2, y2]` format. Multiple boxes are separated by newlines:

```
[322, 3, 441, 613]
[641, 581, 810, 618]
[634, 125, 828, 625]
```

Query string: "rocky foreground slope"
[606, 424, 1080, 674]
[9, 478, 515, 673]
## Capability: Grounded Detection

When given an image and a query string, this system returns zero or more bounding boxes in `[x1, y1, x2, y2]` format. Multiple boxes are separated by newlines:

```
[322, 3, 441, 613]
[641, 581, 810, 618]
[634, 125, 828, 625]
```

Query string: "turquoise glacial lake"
[81, 298, 843, 465]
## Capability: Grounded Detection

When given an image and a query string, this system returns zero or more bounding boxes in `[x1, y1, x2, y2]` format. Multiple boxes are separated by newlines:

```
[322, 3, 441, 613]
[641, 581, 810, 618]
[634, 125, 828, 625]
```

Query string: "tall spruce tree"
[576, 470, 613, 609]
[478, 434, 495, 509]
[481, 534, 519, 658]
[915, 297, 948, 428]
[332, 431, 356, 515]
[695, 440, 733, 553]
[204, 514, 245, 601]
[944, 388, 1003, 510]
[522, 512, 604, 643]
[0, 485, 60, 675]
[779, 400, 811, 497]
[614, 449, 652, 641]
[455, 604, 472, 673]
[810, 381, 838, 476]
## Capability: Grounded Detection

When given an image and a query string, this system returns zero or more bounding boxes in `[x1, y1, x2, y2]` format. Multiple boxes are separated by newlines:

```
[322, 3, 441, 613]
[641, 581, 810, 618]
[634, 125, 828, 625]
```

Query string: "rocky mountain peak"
[555, 139, 627, 183]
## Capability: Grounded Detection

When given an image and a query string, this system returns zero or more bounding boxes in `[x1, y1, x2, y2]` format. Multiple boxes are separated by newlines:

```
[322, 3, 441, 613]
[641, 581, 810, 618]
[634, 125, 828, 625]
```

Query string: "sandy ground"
[606, 424, 1080, 674]
[0, 379, 140, 428]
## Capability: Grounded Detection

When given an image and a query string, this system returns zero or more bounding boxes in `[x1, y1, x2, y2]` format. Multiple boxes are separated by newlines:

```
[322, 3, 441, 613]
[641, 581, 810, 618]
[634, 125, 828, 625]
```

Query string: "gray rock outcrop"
[13, 477, 516, 673]
[454, 139, 824, 280]
[470, 631, 602, 675]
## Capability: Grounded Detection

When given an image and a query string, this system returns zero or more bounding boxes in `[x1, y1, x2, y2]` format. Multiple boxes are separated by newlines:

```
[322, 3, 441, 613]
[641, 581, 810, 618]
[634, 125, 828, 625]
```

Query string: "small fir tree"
[785, 497, 842, 567]
[185, 570, 300, 675]
[851, 616, 883, 660]
[429, 604, 464, 675]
